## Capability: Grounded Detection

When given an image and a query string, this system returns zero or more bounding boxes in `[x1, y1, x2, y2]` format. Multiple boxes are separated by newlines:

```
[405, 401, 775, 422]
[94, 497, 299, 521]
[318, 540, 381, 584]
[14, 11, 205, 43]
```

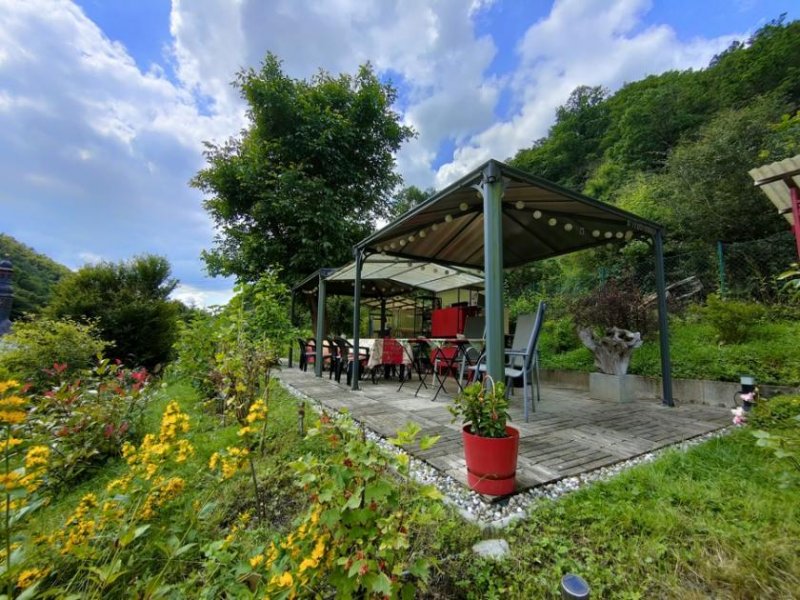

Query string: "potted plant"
[449, 377, 519, 496]
[573, 278, 650, 403]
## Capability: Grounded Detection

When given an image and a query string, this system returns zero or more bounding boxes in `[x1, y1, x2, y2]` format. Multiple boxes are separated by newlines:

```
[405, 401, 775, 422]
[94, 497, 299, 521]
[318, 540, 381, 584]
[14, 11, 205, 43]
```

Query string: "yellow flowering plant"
[0, 380, 50, 598]
[259, 413, 442, 599]
[209, 398, 269, 520]
[23, 401, 195, 596]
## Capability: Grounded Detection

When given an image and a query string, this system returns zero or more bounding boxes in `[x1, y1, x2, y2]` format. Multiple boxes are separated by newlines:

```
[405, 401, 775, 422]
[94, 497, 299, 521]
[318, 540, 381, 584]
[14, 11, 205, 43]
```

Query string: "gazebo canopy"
[291, 268, 417, 299]
[359, 160, 660, 269]
[327, 255, 483, 293]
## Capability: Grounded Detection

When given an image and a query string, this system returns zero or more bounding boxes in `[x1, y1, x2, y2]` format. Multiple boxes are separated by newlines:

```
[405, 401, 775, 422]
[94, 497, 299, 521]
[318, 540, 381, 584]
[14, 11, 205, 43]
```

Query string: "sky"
[1, 0, 795, 307]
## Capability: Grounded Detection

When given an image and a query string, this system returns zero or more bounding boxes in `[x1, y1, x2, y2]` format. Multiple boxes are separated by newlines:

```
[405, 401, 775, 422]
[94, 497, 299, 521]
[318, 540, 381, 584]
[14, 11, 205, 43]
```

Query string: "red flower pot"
[462, 425, 519, 496]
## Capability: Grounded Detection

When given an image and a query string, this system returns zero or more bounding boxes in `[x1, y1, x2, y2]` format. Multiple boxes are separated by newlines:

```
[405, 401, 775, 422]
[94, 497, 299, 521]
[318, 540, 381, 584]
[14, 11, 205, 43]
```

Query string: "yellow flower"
[0, 471, 22, 491]
[0, 395, 26, 408]
[25, 445, 50, 470]
[0, 410, 25, 424]
[299, 557, 318, 573]
[17, 567, 48, 589]
[0, 380, 19, 394]
[277, 571, 293, 587]
[208, 452, 220, 470]
[311, 536, 326, 561]
[249, 554, 265, 568]
[0, 437, 23, 452]
[175, 439, 194, 463]
[237, 425, 254, 437]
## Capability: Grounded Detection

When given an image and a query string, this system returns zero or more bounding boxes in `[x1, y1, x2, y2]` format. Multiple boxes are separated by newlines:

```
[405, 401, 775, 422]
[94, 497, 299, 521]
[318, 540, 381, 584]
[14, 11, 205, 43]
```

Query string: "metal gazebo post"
[481, 161, 505, 384]
[654, 229, 674, 407]
[351, 248, 363, 390]
[288, 291, 296, 368]
[315, 274, 326, 378]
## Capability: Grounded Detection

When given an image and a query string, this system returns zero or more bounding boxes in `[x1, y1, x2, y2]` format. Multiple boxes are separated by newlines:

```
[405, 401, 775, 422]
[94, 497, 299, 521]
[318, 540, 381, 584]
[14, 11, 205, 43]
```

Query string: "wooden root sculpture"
[578, 326, 643, 375]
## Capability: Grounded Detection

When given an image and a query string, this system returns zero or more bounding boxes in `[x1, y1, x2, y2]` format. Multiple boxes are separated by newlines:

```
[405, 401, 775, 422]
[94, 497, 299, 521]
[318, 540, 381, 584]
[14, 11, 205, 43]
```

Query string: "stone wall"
[539, 369, 799, 407]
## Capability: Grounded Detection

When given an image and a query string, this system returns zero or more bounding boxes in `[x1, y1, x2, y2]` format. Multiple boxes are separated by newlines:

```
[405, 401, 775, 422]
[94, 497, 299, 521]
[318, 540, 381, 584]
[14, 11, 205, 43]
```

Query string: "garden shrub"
[699, 293, 765, 344]
[572, 277, 657, 336]
[170, 311, 220, 400]
[749, 395, 800, 430]
[540, 316, 581, 354]
[0, 317, 108, 389]
[258, 416, 442, 598]
[45, 254, 181, 370]
[27, 359, 153, 489]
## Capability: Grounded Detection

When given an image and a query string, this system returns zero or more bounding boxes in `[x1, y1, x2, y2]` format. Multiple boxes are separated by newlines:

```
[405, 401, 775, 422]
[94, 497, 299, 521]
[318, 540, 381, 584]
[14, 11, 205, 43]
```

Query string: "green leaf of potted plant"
[448, 377, 519, 496]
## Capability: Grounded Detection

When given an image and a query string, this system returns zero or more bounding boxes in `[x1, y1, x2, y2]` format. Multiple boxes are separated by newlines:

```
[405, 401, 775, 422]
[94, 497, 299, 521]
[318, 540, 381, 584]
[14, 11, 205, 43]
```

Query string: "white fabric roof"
[327, 255, 484, 293]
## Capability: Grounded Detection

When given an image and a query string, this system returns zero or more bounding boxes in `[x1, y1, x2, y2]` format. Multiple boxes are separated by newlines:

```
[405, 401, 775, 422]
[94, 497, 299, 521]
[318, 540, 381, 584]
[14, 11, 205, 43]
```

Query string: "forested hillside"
[0, 233, 71, 319]
[509, 16, 800, 300]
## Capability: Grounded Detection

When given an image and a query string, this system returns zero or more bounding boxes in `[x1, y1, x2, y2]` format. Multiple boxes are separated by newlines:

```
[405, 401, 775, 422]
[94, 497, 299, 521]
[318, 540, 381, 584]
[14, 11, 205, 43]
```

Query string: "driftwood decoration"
[578, 327, 643, 376]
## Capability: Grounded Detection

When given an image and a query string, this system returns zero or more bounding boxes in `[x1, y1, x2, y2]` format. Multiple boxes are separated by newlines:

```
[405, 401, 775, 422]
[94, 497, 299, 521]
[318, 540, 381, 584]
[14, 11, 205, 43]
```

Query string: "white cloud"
[0, 0, 236, 307]
[433, 0, 741, 187]
[171, 283, 235, 309]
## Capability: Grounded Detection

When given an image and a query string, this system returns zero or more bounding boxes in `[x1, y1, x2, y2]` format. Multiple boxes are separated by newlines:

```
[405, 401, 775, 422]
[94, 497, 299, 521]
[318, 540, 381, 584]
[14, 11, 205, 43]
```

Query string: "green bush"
[27, 358, 154, 489]
[540, 316, 581, 354]
[45, 254, 181, 370]
[749, 395, 800, 430]
[699, 294, 765, 344]
[170, 311, 220, 399]
[0, 317, 108, 389]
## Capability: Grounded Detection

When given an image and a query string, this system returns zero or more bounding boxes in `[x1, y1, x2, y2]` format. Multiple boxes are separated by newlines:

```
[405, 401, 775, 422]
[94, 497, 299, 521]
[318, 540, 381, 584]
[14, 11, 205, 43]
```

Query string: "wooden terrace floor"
[277, 366, 731, 496]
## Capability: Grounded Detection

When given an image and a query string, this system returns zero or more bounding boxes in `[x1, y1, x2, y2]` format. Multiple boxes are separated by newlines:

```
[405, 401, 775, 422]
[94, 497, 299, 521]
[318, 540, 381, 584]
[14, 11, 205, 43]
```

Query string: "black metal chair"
[296, 337, 314, 371]
[332, 337, 370, 386]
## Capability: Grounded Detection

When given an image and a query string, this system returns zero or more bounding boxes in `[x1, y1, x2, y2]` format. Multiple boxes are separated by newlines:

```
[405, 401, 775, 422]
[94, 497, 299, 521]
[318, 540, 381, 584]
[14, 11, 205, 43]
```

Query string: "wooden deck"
[277, 367, 731, 495]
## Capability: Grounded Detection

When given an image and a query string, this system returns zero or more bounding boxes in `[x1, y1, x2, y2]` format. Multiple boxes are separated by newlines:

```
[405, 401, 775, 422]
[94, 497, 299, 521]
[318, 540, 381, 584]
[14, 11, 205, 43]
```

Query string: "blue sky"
[1, 0, 795, 307]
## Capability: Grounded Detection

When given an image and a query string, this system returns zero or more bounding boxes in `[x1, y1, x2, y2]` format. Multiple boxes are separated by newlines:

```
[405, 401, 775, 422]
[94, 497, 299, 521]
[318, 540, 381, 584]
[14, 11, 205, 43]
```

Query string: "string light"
[564, 223, 573, 232]
[533, 210, 542, 219]
[515, 200, 525, 210]
[548, 217, 557, 226]
[445, 214, 453, 222]
[625, 230, 634, 240]
[459, 202, 469, 211]
[432, 223, 439, 231]
[604, 231, 613, 239]
[419, 229, 426, 238]
[615, 231, 624, 239]
[592, 230, 600, 237]
[399, 239, 407, 246]
[408, 235, 415, 242]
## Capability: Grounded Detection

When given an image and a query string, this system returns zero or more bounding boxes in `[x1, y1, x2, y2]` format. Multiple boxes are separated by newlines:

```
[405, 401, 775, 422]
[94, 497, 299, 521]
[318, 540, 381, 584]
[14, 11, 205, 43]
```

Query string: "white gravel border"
[277, 376, 731, 529]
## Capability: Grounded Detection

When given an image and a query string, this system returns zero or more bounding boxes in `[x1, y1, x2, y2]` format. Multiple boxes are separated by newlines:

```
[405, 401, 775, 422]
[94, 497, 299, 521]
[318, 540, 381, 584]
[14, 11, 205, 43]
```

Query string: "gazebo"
[291, 260, 483, 376]
[349, 159, 674, 406]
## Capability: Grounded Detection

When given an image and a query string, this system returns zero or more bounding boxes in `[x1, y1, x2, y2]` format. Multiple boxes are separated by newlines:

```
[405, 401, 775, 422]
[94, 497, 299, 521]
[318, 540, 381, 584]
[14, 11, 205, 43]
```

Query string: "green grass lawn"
[540, 318, 800, 386]
[446, 428, 800, 599]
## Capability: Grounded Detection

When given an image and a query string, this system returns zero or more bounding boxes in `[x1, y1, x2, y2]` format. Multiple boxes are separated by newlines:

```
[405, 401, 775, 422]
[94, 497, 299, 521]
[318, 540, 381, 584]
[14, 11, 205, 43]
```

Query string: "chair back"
[462, 315, 485, 339]
[508, 302, 546, 369]
[522, 301, 546, 371]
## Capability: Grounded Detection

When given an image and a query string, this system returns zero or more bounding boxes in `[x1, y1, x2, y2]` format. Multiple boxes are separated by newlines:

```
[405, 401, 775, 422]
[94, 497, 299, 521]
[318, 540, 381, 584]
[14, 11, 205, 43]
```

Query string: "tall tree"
[389, 185, 436, 220]
[46, 255, 180, 370]
[511, 85, 609, 189]
[193, 54, 414, 286]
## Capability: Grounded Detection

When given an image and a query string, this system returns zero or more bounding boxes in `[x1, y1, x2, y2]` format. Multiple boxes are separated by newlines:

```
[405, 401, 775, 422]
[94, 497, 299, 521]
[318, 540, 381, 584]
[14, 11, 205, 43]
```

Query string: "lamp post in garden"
[0, 258, 12, 336]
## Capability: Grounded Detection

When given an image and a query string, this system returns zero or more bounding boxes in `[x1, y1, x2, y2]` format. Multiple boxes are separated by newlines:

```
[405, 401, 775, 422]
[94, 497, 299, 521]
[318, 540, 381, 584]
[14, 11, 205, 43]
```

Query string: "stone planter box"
[539, 369, 799, 407]
[589, 372, 636, 403]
